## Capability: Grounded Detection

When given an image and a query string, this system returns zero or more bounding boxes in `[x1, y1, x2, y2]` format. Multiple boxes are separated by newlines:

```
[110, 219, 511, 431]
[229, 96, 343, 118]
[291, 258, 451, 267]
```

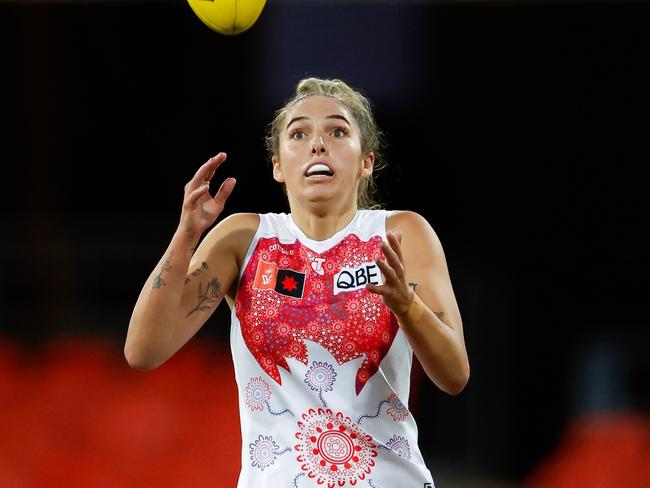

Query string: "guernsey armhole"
[382, 209, 397, 241]
[232, 214, 263, 306]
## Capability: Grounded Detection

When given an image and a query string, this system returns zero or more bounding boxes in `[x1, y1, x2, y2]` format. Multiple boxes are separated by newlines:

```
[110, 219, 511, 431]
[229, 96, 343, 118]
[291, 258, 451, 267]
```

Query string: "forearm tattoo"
[152, 252, 173, 290]
[185, 261, 209, 285]
[186, 277, 222, 316]
[408, 282, 444, 321]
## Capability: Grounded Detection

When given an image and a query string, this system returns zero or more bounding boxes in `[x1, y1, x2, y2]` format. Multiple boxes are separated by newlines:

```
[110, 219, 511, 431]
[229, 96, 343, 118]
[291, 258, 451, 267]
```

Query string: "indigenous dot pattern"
[304, 361, 337, 392]
[385, 435, 411, 460]
[249, 434, 285, 471]
[386, 393, 409, 422]
[294, 408, 377, 486]
[245, 376, 272, 412]
[236, 235, 399, 394]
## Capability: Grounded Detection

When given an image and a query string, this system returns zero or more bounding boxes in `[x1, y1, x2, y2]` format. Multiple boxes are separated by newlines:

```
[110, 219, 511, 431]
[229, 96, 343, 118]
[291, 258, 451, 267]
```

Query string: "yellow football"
[187, 0, 266, 36]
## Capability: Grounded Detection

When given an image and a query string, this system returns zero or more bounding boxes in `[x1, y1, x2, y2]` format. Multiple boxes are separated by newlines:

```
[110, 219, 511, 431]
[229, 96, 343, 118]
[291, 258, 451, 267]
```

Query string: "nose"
[311, 135, 327, 155]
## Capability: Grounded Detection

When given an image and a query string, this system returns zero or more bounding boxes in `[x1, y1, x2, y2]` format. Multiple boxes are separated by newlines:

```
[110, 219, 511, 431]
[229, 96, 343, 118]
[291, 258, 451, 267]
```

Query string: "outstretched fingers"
[381, 233, 405, 280]
[366, 231, 408, 307]
[204, 152, 227, 183]
[375, 256, 399, 285]
[387, 231, 404, 263]
[185, 182, 211, 208]
[365, 282, 386, 295]
[186, 152, 228, 194]
[213, 177, 237, 208]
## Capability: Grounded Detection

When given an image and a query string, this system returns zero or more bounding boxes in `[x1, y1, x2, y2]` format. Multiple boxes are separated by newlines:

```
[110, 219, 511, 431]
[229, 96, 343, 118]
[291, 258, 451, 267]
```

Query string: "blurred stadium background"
[1, 0, 649, 486]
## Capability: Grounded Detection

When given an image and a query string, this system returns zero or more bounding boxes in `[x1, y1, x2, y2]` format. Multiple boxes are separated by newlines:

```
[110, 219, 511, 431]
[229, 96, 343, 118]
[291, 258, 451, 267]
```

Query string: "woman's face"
[273, 95, 374, 208]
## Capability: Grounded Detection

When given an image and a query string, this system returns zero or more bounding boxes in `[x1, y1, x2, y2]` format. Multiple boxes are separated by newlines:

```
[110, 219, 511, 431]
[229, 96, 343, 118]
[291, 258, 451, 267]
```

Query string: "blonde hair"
[265, 78, 386, 209]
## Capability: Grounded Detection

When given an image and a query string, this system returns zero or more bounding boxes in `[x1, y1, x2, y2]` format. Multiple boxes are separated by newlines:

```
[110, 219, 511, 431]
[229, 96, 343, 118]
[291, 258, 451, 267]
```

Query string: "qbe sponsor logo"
[333, 262, 382, 295]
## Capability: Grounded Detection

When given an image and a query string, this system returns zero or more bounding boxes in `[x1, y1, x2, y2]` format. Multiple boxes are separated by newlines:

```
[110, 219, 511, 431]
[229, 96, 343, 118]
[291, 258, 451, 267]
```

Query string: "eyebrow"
[285, 114, 351, 130]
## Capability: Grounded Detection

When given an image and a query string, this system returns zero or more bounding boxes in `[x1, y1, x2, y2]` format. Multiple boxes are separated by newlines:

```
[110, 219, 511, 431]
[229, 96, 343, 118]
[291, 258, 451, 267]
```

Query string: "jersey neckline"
[287, 210, 362, 253]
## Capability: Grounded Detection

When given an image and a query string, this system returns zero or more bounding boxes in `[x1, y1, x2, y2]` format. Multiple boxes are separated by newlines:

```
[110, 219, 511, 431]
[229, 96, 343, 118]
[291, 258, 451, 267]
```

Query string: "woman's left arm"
[367, 211, 469, 395]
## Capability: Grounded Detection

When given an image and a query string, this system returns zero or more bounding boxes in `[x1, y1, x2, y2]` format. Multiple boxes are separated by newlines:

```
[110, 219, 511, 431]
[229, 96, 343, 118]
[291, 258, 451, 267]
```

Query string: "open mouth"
[305, 163, 334, 177]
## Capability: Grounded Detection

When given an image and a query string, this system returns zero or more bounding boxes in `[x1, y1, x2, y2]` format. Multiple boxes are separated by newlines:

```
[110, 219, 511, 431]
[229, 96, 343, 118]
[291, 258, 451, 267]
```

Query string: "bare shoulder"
[386, 210, 439, 244]
[187, 213, 260, 303]
[200, 212, 260, 263]
[209, 212, 260, 236]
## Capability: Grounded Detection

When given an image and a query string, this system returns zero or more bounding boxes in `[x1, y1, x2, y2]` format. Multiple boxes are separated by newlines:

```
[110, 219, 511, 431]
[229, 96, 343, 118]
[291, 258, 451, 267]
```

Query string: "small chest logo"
[253, 260, 306, 298]
[311, 257, 326, 275]
[333, 262, 382, 295]
[253, 260, 278, 289]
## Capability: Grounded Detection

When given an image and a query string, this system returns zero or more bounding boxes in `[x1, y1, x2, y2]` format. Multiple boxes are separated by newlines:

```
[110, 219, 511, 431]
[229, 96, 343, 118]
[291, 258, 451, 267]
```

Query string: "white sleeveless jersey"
[230, 210, 435, 488]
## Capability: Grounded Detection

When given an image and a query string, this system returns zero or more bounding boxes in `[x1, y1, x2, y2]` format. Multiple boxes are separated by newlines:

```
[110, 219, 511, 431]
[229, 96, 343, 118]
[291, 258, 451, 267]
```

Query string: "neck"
[288, 199, 359, 241]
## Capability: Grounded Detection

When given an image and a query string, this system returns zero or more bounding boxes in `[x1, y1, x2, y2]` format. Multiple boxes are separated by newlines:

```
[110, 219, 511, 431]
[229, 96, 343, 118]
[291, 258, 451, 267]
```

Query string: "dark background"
[2, 0, 649, 484]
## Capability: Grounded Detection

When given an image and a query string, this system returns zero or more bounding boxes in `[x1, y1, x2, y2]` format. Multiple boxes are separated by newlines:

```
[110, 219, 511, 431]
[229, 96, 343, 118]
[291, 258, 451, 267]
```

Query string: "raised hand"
[366, 231, 414, 319]
[178, 152, 236, 240]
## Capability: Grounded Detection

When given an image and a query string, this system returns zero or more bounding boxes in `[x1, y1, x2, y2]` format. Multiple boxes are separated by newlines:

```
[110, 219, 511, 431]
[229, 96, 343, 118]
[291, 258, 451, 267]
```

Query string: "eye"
[332, 127, 348, 138]
[290, 130, 305, 141]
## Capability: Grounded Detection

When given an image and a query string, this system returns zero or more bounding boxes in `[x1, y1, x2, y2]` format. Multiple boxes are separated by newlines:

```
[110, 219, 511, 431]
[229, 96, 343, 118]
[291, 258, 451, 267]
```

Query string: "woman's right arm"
[124, 152, 254, 370]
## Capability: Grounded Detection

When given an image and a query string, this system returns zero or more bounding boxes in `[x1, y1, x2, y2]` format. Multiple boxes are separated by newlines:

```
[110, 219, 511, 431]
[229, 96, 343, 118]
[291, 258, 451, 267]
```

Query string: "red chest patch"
[235, 234, 399, 394]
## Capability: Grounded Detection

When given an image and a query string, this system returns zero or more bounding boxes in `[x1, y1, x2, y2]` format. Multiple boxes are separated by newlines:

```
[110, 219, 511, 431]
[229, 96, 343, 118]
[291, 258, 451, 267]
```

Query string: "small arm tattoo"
[186, 277, 222, 316]
[407, 282, 443, 321]
[152, 252, 173, 290]
[185, 261, 209, 285]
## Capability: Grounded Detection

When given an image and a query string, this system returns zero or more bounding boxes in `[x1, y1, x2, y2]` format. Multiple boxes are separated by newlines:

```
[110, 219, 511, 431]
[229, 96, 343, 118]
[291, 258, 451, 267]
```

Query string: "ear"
[361, 152, 375, 178]
[272, 156, 285, 183]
